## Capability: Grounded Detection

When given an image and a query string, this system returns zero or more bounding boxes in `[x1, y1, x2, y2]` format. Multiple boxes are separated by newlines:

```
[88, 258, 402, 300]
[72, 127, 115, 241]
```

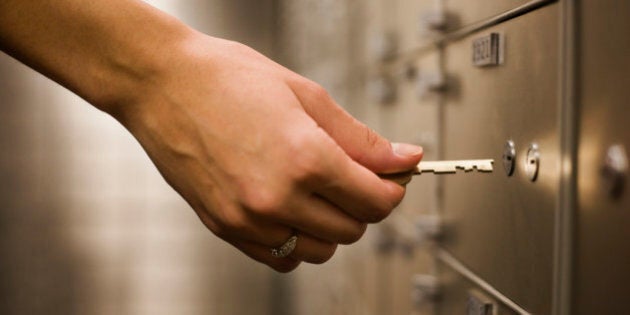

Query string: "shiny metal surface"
[440, 5, 559, 314]
[601, 144, 628, 198]
[412, 274, 441, 303]
[502, 140, 516, 176]
[525, 143, 540, 182]
[467, 290, 497, 315]
[472, 33, 503, 67]
[378, 49, 442, 315]
[443, 0, 544, 32]
[442, 0, 554, 43]
[274, 2, 439, 314]
[436, 253, 522, 315]
[574, 0, 630, 313]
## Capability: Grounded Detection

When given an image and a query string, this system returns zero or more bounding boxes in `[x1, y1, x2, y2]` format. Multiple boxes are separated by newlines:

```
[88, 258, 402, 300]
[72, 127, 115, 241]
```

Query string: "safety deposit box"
[439, 4, 559, 314]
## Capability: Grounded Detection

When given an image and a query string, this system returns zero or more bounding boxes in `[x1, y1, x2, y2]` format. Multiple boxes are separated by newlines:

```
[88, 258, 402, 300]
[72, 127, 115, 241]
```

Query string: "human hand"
[113, 34, 422, 272]
[0, 0, 421, 272]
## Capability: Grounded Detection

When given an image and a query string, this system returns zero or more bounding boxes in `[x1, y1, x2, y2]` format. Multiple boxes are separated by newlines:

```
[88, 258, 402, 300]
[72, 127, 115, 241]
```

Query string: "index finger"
[312, 143, 406, 223]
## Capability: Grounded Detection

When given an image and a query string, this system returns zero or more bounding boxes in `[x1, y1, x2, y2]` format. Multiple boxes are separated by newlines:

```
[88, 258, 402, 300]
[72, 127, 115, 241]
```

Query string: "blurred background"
[1, 1, 628, 315]
[0, 1, 436, 314]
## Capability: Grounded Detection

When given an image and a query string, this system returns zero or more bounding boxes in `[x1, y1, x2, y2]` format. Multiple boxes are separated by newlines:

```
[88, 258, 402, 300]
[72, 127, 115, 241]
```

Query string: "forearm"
[0, 0, 195, 115]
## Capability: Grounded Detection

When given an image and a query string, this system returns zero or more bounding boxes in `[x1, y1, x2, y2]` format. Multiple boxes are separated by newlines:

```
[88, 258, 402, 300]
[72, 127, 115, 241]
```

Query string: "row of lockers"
[363, 0, 629, 314]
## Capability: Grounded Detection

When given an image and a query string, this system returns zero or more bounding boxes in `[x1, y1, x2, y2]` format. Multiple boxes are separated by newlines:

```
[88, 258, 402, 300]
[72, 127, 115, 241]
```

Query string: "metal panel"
[367, 49, 442, 315]
[574, 0, 630, 313]
[389, 50, 442, 315]
[440, 5, 559, 314]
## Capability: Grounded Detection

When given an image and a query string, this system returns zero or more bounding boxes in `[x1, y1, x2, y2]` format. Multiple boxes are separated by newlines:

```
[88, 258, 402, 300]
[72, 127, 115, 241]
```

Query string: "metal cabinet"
[439, 4, 559, 314]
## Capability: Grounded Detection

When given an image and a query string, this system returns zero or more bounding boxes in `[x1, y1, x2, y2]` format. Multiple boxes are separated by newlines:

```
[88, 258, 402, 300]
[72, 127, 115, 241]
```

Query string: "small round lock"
[525, 143, 540, 182]
[502, 140, 516, 176]
[601, 144, 627, 198]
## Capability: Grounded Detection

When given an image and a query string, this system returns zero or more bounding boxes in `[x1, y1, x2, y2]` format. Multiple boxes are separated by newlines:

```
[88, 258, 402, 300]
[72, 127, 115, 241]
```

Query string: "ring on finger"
[270, 234, 298, 258]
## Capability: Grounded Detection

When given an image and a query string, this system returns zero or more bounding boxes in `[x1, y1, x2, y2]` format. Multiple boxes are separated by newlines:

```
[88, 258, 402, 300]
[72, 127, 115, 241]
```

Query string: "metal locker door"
[388, 50, 442, 315]
[574, 0, 630, 313]
[365, 46, 443, 314]
[439, 4, 559, 314]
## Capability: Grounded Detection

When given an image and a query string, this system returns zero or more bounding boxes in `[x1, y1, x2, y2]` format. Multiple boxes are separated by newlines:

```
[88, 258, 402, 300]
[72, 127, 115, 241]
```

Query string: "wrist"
[92, 15, 199, 121]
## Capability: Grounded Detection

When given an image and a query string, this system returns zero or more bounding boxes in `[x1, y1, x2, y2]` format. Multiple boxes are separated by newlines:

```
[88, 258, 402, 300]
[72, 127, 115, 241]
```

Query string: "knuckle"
[303, 80, 331, 103]
[285, 132, 327, 184]
[364, 127, 381, 148]
[196, 204, 239, 240]
[352, 127, 386, 168]
[290, 148, 322, 183]
[240, 187, 287, 218]
[217, 210, 250, 237]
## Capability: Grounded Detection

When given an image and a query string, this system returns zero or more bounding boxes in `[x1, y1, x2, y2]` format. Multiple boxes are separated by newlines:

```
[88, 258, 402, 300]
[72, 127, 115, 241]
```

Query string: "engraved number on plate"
[472, 33, 503, 67]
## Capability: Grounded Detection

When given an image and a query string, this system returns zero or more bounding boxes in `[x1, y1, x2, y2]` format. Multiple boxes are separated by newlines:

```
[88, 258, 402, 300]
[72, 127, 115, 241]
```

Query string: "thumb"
[332, 121, 423, 174]
[291, 79, 423, 174]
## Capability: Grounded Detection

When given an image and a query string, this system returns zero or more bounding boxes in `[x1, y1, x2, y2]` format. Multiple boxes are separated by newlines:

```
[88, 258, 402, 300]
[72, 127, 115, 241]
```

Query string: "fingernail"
[392, 143, 423, 156]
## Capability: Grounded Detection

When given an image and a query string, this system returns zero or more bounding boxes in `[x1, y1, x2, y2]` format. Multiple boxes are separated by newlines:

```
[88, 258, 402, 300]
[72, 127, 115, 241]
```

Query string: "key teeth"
[457, 166, 473, 172]
[457, 162, 494, 173]
[416, 159, 494, 174]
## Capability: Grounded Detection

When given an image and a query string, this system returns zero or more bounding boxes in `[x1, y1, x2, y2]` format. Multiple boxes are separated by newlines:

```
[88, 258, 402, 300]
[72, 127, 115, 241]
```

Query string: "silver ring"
[270, 235, 298, 258]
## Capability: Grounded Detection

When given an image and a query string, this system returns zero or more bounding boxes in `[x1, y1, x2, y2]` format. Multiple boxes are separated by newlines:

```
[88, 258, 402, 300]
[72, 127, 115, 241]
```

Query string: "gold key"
[380, 159, 494, 185]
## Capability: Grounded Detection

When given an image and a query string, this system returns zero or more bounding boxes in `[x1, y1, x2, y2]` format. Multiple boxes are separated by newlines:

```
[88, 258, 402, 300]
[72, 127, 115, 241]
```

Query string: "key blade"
[380, 159, 494, 185]
[415, 161, 458, 174]
[415, 159, 494, 174]
[470, 159, 494, 172]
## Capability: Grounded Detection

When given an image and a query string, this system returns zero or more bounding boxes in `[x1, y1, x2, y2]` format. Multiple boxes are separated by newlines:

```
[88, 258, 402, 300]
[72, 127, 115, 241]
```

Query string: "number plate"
[472, 33, 503, 67]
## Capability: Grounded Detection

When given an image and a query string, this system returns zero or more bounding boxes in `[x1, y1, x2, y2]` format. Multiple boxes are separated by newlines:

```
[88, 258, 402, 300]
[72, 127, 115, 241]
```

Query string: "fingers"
[283, 193, 367, 244]
[288, 232, 337, 264]
[313, 144, 408, 223]
[194, 204, 296, 248]
[231, 239, 301, 273]
[285, 77, 420, 222]
[233, 232, 337, 269]
[197, 202, 344, 267]
[195, 192, 357, 270]
[288, 78, 423, 174]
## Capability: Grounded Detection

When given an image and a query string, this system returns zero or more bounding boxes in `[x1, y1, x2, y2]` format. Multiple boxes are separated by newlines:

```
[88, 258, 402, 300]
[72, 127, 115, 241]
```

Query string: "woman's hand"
[119, 35, 423, 271]
[0, 0, 422, 272]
